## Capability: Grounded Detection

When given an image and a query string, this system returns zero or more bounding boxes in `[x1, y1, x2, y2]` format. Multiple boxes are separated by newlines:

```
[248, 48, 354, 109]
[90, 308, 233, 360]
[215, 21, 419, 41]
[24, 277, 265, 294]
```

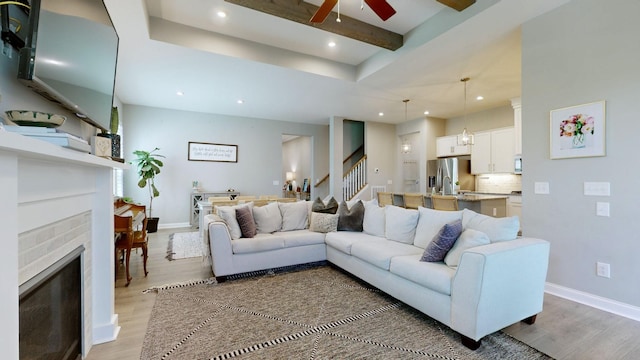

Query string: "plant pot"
[146, 217, 159, 233]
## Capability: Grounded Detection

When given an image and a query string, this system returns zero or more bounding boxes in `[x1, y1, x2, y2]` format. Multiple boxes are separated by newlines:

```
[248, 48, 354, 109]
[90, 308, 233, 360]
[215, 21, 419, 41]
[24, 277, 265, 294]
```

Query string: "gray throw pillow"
[312, 197, 339, 214]
[337, 200, 364, 232]
[420, 219, 463, 262]
[236, 206, 257, 238]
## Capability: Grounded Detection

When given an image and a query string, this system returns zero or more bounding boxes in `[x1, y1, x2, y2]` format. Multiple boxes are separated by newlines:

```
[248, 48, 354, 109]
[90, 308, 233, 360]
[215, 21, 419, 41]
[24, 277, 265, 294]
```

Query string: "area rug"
[141, 264, 552, 360]
[166, 231, 203, 260]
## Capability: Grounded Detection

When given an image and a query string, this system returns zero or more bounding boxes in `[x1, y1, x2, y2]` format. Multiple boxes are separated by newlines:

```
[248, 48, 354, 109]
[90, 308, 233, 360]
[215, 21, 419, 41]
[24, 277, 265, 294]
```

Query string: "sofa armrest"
[450, 237, 550, 341]
[206, 215, 234, 277]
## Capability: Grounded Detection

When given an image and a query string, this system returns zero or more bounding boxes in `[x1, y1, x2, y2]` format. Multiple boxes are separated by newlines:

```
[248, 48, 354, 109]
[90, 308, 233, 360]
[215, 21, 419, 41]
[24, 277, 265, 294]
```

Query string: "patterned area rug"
[141, 264, 552, 359]
[166, 232, 203, 260]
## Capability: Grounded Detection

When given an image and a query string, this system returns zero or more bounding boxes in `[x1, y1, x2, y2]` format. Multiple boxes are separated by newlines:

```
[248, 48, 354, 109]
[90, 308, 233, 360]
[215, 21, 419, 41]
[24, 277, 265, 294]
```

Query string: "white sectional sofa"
[204, 199, 550, 349]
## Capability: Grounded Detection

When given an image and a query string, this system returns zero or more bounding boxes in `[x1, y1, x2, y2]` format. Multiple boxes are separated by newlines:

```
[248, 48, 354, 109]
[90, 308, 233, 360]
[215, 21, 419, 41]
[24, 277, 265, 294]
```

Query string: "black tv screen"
[17, 0, 118, 132]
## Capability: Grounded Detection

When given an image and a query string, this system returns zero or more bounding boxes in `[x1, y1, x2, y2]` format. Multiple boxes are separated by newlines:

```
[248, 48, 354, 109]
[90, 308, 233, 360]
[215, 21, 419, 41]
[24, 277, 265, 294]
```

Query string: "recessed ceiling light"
[476, 95, 484, 101]
[176, 91, 184, 96]
[424, 111, 430, 115]
[217, 11, 227, 18]
[378, 112, 384, 117]
[328, 41, 336, 47]
[237, 99, 244, 104]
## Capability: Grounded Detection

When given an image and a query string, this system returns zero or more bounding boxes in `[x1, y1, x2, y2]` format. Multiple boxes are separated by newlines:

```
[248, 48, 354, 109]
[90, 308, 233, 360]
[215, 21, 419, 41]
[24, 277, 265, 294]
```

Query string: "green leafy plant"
[132, 148, 164, 217]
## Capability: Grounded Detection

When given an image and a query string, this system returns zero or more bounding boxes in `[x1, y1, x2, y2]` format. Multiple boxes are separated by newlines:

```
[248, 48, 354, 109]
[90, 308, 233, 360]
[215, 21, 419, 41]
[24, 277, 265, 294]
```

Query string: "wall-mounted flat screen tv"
[17, 0, 118, 132]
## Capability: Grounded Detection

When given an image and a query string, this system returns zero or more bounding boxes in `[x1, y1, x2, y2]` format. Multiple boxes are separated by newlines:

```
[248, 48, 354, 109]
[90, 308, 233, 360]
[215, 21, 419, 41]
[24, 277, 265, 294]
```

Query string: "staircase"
[343, 155, 367, 201]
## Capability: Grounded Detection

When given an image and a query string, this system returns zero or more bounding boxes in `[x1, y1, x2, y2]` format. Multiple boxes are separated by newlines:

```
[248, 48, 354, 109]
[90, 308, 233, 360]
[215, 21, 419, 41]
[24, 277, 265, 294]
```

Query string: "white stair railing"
[343, 155, 367, 201]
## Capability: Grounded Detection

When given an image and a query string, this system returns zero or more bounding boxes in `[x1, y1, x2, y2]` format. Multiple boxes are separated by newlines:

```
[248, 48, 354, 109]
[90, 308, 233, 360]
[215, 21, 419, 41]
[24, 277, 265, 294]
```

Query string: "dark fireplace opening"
[19, 246, 84, 360]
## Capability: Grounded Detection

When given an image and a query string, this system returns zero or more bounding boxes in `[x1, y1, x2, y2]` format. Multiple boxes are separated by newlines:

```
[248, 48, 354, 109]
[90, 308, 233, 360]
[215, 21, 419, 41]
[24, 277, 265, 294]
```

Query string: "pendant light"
[401, 99, 411, 153]
[457, 77, 475, 146]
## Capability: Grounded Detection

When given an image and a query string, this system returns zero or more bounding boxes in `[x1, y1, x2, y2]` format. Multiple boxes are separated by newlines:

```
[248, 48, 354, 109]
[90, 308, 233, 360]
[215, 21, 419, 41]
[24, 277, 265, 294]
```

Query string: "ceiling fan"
[309, 0, 476, 24]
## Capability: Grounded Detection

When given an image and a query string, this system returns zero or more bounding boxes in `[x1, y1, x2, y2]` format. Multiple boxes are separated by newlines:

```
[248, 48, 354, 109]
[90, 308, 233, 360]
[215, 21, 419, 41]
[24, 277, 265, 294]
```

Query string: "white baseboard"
[545, 282, 640, 322]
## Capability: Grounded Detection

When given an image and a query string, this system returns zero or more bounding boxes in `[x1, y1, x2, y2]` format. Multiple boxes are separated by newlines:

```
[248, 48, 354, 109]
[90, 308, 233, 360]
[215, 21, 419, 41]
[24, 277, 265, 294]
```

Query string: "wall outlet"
[273, 180, 279, 186]
[387, 180, 393, 185]
[596, 202, 610, 217]
[596, 262, 611, 278]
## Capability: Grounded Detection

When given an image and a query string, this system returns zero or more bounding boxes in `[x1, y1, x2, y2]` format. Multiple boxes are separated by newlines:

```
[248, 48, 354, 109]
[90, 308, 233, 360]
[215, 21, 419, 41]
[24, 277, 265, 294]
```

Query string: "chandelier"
[457, 77, 474, 146]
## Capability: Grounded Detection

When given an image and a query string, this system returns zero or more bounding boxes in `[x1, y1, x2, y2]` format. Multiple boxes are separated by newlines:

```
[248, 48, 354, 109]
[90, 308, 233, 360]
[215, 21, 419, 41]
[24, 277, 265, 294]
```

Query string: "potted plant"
[132, 147, 165, 233]
[97, 106, 121, 159]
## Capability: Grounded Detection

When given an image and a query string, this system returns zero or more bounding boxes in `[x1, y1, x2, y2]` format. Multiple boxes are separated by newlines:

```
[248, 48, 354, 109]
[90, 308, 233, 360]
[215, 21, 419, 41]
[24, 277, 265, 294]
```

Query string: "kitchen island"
[425, 193, 509, 217]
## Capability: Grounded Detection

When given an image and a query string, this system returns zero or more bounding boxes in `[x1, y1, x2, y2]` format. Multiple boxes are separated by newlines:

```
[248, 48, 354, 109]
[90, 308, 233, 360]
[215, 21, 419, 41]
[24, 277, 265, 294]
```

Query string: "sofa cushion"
[350, 238, 423, 270]
[279, 201, 309, 231]
[312, 196, 339, 214]
[325, 231, 381, 255]
[236, 206, 257, 238]
[309, 212, 339, 233]
[216, 202, 254, 240]
[414, 207, 463, 249]
[337, 200, 365, 232]
[385, 205, 419, 244]
[462, 209, 519, 242]
[444, 228, 490, 267]
[231, 233, 284, 254]
[390, 254, 456, 295]
[252, 202, 282, 233]
[278, 229, 326, 248]
[420, 219, 463, 262]
[362, 200, 385, 237]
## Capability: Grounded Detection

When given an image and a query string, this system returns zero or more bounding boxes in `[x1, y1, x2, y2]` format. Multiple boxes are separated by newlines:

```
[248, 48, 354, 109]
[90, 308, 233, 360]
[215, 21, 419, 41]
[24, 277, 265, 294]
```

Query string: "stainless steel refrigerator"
[427, 158, 473, 195]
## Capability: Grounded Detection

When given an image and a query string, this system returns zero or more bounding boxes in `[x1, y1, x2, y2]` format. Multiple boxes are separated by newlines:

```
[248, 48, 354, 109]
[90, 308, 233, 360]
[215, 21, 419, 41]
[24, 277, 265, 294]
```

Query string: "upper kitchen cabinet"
[436, 135, 471, 157]
[471, 127, 515, 174]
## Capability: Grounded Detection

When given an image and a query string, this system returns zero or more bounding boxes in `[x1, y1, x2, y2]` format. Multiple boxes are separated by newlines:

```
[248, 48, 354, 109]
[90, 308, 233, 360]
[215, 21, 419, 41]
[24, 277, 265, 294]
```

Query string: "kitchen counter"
[425, 193, 508, 217]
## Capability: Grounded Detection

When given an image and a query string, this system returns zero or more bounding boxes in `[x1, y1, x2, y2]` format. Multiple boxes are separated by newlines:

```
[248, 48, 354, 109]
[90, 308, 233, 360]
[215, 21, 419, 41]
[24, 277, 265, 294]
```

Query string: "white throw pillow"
[362, 200, 385, 237]
[252, 202, 282, 233]
[216, 202, 254, 240]
[444, 228, 490, 267]
[309, 212, 339, 233]
[413, 207, 464, 249]
[385, 205, 419, 244]
[279, 201, 309, 231]
[461, 209, 519, 242]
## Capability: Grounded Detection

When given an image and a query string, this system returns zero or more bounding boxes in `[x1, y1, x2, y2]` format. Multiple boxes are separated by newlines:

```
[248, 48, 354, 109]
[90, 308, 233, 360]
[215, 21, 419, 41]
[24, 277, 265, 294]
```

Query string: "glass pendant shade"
[457, 77, 474, 146]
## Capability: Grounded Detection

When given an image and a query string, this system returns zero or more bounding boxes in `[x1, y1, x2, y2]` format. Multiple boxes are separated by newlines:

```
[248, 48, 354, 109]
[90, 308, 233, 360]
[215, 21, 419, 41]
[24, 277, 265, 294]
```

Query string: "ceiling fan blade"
[436, 0, 476, 12]
[364, 0, 396, 21]
[310, 0, 339, 23]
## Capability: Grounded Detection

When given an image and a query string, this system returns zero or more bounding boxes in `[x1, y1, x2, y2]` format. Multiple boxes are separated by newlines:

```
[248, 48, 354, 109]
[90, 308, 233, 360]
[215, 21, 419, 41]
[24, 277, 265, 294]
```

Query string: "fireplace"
[19, 246, 84, 360]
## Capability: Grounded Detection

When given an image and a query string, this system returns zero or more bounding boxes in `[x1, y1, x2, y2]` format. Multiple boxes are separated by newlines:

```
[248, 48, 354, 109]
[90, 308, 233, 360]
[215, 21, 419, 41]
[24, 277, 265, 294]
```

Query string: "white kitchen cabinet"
[471, 127, 515, 174]
[507, 195, 522, 233]
[436, 135, 471, 157]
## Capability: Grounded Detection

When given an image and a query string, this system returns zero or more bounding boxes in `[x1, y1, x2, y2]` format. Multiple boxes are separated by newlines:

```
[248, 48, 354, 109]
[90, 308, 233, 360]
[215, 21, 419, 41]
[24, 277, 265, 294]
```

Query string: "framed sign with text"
[188, 142, 238, 162]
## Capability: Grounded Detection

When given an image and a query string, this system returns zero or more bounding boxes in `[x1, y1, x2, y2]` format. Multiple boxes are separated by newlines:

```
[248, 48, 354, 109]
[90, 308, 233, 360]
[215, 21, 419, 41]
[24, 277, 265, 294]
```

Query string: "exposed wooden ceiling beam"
[436, 0, 476, 12]
[224, 0, 403, 51]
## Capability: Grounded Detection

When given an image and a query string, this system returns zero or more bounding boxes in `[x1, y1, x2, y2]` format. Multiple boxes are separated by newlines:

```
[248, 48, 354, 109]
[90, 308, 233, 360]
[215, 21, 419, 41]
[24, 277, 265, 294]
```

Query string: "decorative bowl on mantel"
[5, 110, 66, 128]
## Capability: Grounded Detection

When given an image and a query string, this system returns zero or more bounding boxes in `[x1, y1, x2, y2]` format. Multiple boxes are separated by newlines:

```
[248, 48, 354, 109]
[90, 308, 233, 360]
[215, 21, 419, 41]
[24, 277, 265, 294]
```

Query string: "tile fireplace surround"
[0, 131, 127, 359]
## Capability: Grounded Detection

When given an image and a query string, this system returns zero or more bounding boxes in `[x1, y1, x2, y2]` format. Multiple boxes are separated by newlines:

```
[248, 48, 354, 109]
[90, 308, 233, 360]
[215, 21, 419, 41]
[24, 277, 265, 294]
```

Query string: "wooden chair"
[236, 195, 257, 201]
[403, 193, 425, 209]
[115, 216, 148, 286]
[208, 196, 231, 203]
[431, 195, 459, 211]
[377, 192, 394, 207]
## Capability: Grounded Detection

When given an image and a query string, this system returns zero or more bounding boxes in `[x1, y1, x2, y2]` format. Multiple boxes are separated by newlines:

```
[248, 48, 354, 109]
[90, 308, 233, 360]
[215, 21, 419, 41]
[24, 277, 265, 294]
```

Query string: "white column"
[329, 116, 344, 202]
[0, 153, 19, 360]
[91, 166, 120, 345]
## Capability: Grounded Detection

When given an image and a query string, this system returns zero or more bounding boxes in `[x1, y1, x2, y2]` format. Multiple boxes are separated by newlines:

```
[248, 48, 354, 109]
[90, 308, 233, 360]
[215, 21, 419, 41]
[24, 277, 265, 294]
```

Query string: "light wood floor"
[86, 228, 640, 360]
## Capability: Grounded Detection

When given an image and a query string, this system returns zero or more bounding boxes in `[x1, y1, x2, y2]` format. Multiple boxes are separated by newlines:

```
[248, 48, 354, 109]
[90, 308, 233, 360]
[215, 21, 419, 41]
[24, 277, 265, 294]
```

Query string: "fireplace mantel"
[0, 130, 128, 359]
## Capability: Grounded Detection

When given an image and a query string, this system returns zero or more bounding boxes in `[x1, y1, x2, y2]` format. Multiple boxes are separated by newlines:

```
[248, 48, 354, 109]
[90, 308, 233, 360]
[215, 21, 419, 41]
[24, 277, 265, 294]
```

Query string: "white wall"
[522, 0, 640, 311]
[122, 105, 329, 226]
[446, 105, 514, 136]
[282, 136, 311, 191]
[364, 121, 396, 197]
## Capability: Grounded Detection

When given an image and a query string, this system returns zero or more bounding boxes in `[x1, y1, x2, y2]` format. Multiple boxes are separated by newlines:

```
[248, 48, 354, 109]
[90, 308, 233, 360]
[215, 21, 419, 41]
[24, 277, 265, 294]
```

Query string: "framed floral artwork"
[550, 101, 606, 159]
